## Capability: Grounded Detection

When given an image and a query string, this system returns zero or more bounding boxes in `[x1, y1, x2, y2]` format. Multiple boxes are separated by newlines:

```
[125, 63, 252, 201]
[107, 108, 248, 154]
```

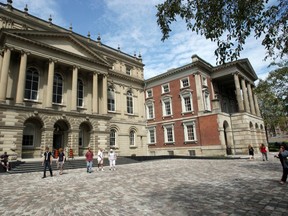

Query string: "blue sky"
[6, 0, 277, 80]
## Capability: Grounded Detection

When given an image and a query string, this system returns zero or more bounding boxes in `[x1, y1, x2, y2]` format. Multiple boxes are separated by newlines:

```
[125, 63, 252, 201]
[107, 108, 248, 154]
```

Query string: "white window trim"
[161, 97, 173, 117]
[183, 121, 197, 143]
[108, 87, 116, 112]
[180, 91, 193, 113]
[180, 77, 190, 88]
[147, 127, 156, 144]
[163, 124, 174, 144]
[146, 89, 153, 98]
[146, 102, 155, 120]
[161, 83, 170, 94]
[203, 89, 211, 111]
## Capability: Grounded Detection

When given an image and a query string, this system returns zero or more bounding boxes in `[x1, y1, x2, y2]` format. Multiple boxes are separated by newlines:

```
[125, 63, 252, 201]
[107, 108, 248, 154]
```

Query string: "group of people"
[42, 146, 117, 178]
[86, 147, 117, 173]
[247, 143, 288, 185]
[247, 143, 268, 161]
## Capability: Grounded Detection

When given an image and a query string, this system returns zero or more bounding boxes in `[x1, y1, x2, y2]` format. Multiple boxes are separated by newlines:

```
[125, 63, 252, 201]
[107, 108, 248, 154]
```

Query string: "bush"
[268, 142, 288, 152]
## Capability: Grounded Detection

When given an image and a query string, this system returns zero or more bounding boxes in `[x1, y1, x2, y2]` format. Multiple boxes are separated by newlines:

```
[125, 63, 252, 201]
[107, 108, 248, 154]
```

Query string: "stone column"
[233, 73, 244, 112]
[0, 51, 3, 80]
[92, 72, 98, 114]
[241, 78, 250, 113]
[194, 72, 204, 112]
[46, 59, 55, 108]
[15, 51, 28, 104]
[0, 47, 12, 102]
[253, 94, 261, 117]
[247, 83, 256, 115]
[102, 74, 108, 114]
[71, 65, 78, 111]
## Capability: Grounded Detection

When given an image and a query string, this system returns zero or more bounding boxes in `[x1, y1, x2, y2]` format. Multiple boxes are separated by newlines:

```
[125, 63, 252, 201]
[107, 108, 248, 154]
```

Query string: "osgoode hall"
[0, 1, 266, 160]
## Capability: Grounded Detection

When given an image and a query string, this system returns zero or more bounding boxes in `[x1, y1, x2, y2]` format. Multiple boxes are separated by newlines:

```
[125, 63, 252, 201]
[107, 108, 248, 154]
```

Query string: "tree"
[156, 0, 288, 64]
[254, 67, 288, 136]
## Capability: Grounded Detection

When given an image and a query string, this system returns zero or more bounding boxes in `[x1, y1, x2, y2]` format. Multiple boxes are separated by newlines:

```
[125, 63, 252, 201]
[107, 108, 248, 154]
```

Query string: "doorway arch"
[78, 121, 92, 156]
[53, 120, 70, 151]
[223, 120, 233, 155]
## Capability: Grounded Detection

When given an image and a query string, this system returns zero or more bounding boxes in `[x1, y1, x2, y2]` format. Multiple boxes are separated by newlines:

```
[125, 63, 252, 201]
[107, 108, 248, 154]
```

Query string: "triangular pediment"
[1, 30, 110, 67]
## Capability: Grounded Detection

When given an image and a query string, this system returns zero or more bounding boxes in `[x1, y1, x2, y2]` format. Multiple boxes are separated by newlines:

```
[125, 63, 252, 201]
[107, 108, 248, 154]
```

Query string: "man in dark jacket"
[42, 147, 53, 178]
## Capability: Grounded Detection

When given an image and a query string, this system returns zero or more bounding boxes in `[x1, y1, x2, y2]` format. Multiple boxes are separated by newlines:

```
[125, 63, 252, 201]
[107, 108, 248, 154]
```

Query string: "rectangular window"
[181, 78, 189, 88]
[163, 125, 174, 143]
[147, 104, 154, 119]
[146, 89, 153, 98]
[183, 121, 197, 142]
[162, 83, 170, 94]
[164, 100, 171, 115]
[184, 96, 192, 112]
[148, 128, 156, 144]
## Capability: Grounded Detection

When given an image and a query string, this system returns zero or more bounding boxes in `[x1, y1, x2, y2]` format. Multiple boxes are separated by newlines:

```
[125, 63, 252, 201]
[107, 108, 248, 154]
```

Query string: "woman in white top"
[108, 149, 117, 171]
[97, 148, 104, 171]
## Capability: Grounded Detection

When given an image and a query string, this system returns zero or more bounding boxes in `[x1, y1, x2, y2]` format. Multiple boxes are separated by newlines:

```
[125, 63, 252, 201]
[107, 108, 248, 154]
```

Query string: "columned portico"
[15, 51, 28, 104]
[92, 72, 98, 113]
[233, 73, 244, 112]
[0, 47, 11, 102]
[247, 83, 256, 115]
[71, 65, 78, 111]
[241, 78, 250, 113]
[46, 59, 55, 108]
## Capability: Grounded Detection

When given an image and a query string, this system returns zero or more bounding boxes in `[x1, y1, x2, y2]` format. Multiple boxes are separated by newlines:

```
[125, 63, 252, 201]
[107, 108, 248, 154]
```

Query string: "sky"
[4, 0, 279, 80]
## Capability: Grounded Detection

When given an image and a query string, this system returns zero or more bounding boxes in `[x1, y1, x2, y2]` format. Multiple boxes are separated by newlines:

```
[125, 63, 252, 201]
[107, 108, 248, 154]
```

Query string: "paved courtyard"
[0, 154, 287, 216]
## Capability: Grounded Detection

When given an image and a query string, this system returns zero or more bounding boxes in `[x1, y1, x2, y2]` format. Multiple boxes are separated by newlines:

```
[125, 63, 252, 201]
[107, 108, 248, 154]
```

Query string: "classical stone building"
[0, 2, 147, 159]
[0, 1, 266, 160]
[145, 55, 266, 156]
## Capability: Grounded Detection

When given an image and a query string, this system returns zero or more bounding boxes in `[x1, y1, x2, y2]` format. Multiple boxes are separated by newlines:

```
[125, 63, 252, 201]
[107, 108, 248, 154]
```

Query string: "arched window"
[129, 130, 135, 146]
[110, 129, 116, 146]
[77, 79, 84, 107]
[53, 73, 63, 104]
[108, 86, 115, 111]
[24, 67, 39, 100]
[127, 90, 133, 114]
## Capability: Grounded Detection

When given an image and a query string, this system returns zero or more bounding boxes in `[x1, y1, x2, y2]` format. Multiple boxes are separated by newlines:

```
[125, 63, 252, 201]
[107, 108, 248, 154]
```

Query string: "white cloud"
[7, 0, 277, 80]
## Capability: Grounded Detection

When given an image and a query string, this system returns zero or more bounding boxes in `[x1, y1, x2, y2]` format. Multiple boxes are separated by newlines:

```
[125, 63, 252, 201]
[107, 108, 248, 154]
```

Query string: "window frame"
[146, 89, 153, 98]
[183, 121, 197, 142]
[163, 124, 174, 144]
[161, 83, 170, 94]
[24, 67, 39, 101]
[161, 97, 172, 116]
[77, 79, 84, 107]
[53, 73, 63, 104]
[147, 127, 156, 144]
[126, 90, 134, 114]
[108, 86, 116, 112]
[180, 91, 193, 113]
[180, 77, 190, 88]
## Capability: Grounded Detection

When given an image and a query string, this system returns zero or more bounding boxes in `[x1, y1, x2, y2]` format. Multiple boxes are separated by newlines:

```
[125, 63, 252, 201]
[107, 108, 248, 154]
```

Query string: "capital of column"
[20, 50, 31, 56]
[73, 65, 80, 70]
[49, 58, 58, 64]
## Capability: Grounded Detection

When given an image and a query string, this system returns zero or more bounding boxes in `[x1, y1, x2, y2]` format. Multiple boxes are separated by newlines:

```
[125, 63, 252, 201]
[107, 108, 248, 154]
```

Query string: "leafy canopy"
[156, 0, 287, 64]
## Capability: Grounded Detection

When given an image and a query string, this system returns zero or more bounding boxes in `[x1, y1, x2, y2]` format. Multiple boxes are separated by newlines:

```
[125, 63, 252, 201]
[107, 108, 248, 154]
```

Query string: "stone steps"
[2, 157, 140, 174]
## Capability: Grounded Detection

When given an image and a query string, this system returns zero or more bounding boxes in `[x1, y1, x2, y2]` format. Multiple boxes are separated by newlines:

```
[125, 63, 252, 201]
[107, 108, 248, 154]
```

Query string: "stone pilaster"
[71, 65, 78, 111]
[46, 59, 55, 108]
[92, 72, 98, 113]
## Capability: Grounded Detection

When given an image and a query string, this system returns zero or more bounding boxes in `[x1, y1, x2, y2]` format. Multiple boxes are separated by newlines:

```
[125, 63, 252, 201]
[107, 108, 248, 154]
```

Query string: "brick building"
[145, 55, 266, 156]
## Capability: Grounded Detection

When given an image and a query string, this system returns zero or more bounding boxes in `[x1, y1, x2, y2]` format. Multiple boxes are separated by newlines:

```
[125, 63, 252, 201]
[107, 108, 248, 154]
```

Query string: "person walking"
[259, 143, 268, 161]
[85, 147, 94, 173]
[0, 152, 10, 172]
[42, 147, 53, 178]
[97, 148, 104, 171]
[108, 149, 117, 171]
[278, 144, 288, 185]
[56, 148, 65, 175]
[248, 144, 254, 160]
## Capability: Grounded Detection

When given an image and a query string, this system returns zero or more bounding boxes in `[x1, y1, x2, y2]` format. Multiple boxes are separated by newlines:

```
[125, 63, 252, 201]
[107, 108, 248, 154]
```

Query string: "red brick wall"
[198, 114, 220, 145]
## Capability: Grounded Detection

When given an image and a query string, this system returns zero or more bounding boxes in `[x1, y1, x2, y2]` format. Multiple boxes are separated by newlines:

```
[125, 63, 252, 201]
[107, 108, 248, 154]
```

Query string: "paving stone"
[0, 156, 288, 215]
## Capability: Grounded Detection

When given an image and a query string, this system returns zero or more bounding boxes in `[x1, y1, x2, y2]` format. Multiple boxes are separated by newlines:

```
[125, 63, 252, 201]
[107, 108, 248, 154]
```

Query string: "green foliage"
[255, 67, 288, 136]
[156, 0, 287, 64]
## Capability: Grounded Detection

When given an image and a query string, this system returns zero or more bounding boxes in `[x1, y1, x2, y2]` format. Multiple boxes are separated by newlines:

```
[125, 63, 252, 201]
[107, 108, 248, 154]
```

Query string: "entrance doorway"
[53, 120, 69, 151]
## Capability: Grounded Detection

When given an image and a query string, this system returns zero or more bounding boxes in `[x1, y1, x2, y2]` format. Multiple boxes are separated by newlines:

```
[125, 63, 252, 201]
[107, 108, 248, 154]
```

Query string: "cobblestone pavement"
[0, 155, 287, 216]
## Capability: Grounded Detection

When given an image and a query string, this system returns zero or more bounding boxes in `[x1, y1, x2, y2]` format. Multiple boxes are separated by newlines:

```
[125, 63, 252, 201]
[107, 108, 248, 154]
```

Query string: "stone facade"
[0, 2, 147, 159]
